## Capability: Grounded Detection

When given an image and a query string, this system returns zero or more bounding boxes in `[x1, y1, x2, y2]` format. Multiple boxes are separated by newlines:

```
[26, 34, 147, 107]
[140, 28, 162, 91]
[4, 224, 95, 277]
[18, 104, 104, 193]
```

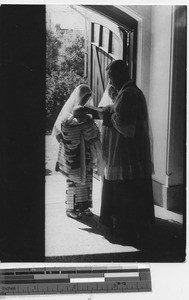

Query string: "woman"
[99, 60, 155, 241]
[52, 84, 103, 220]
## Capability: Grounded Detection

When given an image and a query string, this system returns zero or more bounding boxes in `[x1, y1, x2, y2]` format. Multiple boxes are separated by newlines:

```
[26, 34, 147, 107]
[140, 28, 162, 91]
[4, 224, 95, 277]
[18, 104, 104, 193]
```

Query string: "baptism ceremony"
[0, 4, 186, 264]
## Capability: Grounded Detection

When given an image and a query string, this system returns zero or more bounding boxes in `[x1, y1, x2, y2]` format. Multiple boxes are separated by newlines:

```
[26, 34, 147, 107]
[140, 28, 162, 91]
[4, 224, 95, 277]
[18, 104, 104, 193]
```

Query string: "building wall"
[124, 5, 185, 211]
[166, 6, 186, 187]
[148, 6, 173, 185]
[125, 5, 173, 182]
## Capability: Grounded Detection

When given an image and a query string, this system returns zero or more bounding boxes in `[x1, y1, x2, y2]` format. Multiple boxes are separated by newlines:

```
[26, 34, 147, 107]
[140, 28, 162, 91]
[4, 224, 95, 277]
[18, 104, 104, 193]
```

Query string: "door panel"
[86, 8, 137, 106]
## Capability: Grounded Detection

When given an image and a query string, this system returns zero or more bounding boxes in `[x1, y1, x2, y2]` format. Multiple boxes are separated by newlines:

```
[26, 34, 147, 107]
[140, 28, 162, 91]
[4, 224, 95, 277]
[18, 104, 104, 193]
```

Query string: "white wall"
[124, 5, 186, 211]
[166, 5, 186, 186]
[148, 6, 173, 184]
[125, 5, 173, 186]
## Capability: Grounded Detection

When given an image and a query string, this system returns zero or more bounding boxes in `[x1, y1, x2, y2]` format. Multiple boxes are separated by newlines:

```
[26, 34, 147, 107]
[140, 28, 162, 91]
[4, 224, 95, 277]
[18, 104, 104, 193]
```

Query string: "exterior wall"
[164, 6, 186, 210]
[148, 6, 173, 185]
[166, 6, 186, 187]
[124, 5, 173, 185]
[123, 5, 185, 211]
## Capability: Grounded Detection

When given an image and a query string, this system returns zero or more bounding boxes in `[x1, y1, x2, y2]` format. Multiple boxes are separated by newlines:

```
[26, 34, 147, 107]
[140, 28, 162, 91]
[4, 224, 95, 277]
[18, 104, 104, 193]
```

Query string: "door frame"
[83, 5, 143, 89]
[114, 5, 144, 89]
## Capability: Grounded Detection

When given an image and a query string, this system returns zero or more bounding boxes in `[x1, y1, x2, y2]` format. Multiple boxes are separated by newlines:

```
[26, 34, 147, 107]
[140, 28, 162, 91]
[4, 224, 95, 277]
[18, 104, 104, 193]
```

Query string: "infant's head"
[72, 105, 88, 119]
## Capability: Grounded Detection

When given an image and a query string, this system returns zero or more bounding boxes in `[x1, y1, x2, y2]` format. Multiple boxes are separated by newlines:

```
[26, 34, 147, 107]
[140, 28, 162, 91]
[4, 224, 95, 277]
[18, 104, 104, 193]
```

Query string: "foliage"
[61, 35, 86, 76]
[46, 29, 61, 76]
[46, 29, 87, 132]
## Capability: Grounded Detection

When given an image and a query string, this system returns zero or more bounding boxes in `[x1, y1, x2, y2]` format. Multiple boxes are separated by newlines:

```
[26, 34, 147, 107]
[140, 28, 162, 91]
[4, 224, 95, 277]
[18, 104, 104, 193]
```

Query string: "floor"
[45, 136, 186, 263]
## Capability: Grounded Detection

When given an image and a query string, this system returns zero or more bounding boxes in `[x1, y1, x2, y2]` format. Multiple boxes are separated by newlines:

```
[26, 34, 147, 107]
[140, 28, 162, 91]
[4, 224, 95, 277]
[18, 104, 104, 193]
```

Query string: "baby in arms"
[66, 105, 91, 125]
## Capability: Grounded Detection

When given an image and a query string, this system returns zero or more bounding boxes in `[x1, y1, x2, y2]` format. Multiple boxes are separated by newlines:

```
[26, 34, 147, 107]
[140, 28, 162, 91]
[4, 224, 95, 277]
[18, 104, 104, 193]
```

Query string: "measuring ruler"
[0, 265, 151, 295]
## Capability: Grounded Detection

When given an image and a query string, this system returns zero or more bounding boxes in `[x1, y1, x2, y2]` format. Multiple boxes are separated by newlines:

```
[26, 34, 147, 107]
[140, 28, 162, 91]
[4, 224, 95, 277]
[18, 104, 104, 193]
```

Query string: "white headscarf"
[98, 82, 117, 107]
[52, 84, 92, 136]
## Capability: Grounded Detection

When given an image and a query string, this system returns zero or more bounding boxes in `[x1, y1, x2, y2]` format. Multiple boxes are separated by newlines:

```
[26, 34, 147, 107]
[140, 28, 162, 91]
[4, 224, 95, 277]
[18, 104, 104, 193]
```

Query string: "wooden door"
[86, 8, 137, 106]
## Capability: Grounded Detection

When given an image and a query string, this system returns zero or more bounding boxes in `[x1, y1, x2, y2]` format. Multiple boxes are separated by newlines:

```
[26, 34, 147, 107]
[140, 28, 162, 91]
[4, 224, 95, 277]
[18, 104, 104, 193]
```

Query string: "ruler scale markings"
[107, 281, 118, 291]
[27, 284, 38, 293]
[59, 282, 71, 292]
[140, 271, 151, 281]
[0, 284, 19, 294]
[0, 266, 151, 295]
[127, 281, 138, 290]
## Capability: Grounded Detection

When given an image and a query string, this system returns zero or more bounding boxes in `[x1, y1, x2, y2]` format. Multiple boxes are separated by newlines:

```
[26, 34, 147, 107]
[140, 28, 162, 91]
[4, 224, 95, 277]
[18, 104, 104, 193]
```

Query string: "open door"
[86, 7, 137, 106]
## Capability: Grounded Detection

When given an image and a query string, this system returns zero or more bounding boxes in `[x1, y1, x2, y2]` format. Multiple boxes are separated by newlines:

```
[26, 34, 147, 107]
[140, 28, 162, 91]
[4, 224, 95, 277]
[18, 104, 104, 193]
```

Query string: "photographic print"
[0, 4, 186, 264]
[45, 5, 186, 263]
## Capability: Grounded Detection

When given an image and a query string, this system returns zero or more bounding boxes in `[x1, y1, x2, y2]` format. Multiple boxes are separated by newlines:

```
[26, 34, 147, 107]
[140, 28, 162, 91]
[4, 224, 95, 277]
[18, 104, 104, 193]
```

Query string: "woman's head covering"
[98, 82, 118, 107]
[52, 84, 92, 136]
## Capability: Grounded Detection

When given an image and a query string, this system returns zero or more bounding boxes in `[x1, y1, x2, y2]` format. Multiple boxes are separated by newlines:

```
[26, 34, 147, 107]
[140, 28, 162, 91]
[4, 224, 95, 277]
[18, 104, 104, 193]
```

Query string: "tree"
[46, 29, 61, 76]
[61, 35, 85, 76]
[46, 30, 87, 132]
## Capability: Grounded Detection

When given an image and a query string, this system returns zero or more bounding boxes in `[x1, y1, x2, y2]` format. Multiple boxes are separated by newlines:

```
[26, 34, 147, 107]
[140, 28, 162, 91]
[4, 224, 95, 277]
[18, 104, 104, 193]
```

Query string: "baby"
[65, 105, 91, 125]
[72, 105, 91, 124]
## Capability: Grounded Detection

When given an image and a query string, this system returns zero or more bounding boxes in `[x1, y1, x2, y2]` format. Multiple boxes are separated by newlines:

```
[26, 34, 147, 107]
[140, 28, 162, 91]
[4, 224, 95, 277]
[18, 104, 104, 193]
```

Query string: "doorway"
[45, 5, 139, 260]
